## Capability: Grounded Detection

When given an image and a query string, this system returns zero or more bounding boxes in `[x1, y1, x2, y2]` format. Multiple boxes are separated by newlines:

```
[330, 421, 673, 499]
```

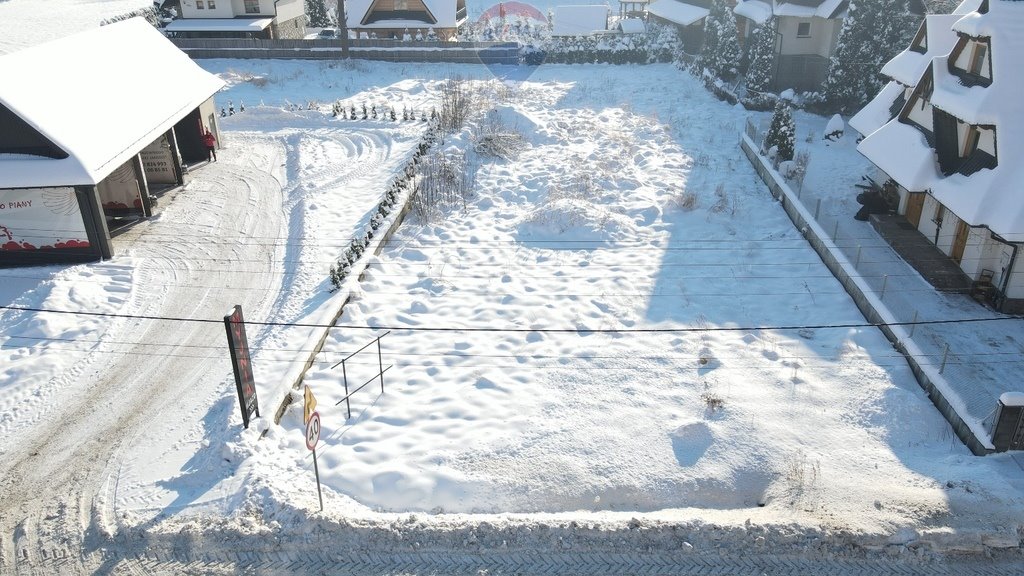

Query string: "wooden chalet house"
[164, 0, 306, 39]
[854, 0, 1024, 313]
[345, 0, 468, 40]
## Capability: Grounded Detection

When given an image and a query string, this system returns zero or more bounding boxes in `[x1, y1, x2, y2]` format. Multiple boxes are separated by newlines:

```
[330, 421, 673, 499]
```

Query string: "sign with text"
[141, 135, 177, 185]
[0, 188, 89, 251]
[225, 305, 259, 428]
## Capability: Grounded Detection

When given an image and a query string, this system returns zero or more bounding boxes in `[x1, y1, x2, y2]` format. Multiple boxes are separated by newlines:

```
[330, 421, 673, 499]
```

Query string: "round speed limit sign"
[305, 411, 321, 451]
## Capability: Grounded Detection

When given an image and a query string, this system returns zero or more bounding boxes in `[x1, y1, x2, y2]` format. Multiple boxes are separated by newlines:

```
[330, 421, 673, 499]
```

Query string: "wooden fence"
[169, 38, 520, 64]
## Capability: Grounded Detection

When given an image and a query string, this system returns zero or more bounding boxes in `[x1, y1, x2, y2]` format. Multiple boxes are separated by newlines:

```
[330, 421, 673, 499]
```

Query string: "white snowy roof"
[647, 0, 708, 27]
[881, 14, 962, 86]
[859, 0, 1024, 241]
[930, 1, 1024, 240]
[346, 0, 462, 29]
[618, 18, 647, 33]
[773, 0, 846, 19]
[552, 5, 610, 35]
[734, 0, 772, 24]
[857, 120, 939, 192]
[164, 18, 274, 32]
[734, 0, 845, 22]
[849, 80, 903, 137]
[0, 18, 224, 188]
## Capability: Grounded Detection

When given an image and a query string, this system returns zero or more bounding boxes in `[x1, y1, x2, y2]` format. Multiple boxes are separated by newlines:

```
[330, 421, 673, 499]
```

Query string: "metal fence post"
[377, 335, 385, 394]
[880, 274, 888, 299]
[939, 343, 950, 374]
[342, 360, 352, 419]
[832, 220, 839, 242]
[855, 245, 862, 268]
[909, 309, 919, 337]
[814, 198, 821, 220]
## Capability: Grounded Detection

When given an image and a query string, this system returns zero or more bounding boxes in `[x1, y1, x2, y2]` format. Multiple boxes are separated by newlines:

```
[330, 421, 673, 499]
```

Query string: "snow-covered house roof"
[858, 0, 1024, 241]
[0, 18, 224, 189]
[929, 0, 1024, 241]
[164, 18, 275, 33]
[880, 14, 962, 86]
[880, 0, 982, 86]
[849, 80, 904, 137]
[552, 5, 610, 35]
[734, 0, 847, 23]
[734, 0, 772, 24]
[858, 120, 940, 192]
[618, 17, 647, 33]
[647, 0, 709, 27]
[850, 0, 982, 137]
[346, 0, 463, 30]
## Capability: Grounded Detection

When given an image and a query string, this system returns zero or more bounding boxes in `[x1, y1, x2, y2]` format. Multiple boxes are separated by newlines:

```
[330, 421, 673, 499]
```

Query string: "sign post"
[306, 410, 323, 512]
[224, 305, 258, 428]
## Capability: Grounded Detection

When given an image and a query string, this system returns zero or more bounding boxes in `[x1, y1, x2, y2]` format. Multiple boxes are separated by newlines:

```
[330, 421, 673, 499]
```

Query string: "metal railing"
[332, 332, 392, 419]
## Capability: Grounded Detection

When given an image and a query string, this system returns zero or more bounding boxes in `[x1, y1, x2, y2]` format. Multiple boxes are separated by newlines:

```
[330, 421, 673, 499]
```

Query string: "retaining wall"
[740, 133, 994, 455]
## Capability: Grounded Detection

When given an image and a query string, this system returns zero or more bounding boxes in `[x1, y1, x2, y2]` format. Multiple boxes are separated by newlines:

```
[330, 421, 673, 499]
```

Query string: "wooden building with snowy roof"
[345, 0, 468, 40]
[0, 18, 224, 265]
[853, 0, 1024, 313]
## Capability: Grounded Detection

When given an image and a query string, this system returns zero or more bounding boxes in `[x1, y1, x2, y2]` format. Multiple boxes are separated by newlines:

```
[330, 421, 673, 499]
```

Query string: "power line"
[1, 304, 1020, 333]
[8, 333, 1022, 363]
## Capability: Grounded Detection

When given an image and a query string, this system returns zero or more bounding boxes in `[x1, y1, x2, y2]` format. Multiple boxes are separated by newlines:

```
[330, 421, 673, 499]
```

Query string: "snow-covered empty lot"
[1, 4, 1023, 573]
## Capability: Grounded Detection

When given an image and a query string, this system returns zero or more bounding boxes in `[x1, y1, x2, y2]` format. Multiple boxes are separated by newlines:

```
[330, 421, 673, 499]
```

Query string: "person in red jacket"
[203, 129, 217, 162]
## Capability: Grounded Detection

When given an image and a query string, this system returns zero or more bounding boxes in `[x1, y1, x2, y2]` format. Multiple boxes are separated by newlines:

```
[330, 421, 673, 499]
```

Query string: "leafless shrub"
[709, 183, 735, 215]
[473, 112, 526, 161]
[413, 149, 477, 221]
[700, 391, 724, 412]
[671, 189, 698, 211]
[784, 450, 820, 493]
[438, 75, 475, 133]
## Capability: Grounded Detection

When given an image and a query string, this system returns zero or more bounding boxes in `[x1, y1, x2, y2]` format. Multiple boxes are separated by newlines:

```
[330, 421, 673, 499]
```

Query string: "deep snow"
[1, 2, 1023, 565]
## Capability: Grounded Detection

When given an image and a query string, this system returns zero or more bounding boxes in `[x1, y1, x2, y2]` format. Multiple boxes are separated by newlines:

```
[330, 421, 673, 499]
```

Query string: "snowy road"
[0, 118, 416, 574]
[0, 141, 287, 574]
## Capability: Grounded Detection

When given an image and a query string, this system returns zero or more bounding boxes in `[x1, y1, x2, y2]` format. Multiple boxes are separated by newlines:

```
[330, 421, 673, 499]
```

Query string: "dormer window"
[910, 21, 927, 54]
[797, 22, 811, 37]
[950, 37, 991, 87]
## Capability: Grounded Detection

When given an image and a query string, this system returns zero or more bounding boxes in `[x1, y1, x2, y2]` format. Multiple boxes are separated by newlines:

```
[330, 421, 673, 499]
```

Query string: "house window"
[969, 43, 987, 76]
[244, 0, 260, 14]
[797, 22, 811, 38]
[196, 0, 204, 8]
[207, 0, 215, 8]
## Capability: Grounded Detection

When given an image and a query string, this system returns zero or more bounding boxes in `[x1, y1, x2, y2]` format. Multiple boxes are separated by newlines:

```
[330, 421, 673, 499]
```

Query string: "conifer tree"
[745, 18, 777, 94]
[822, 0, 918, 113]
[307, 0, 331, 28]
[695, 0, 742, 79]
[765, 99, 795, 162]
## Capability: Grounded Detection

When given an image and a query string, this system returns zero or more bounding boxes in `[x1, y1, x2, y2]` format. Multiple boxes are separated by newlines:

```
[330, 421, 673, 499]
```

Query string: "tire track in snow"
[0, 154, 285, 576]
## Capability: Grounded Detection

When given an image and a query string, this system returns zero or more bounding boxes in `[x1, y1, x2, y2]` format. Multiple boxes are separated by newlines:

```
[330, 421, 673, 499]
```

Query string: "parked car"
[317, 28, 338, 39]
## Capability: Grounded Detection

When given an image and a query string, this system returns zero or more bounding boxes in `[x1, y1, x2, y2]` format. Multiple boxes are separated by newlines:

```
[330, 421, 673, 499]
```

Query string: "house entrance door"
[905, 193, 925, 228]
[952, 220, 969, 264]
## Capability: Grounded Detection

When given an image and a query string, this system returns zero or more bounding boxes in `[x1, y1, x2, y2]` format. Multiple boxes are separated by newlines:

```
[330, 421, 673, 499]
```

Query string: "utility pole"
[338, 0, 349, 59]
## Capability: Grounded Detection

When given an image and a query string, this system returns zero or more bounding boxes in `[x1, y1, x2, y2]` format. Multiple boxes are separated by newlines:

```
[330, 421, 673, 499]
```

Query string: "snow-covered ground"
[2, 5, 1023, 573]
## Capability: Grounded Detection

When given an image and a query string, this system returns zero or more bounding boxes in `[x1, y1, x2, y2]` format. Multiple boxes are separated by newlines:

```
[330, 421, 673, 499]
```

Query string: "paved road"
[24, 545, 1024, 575]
